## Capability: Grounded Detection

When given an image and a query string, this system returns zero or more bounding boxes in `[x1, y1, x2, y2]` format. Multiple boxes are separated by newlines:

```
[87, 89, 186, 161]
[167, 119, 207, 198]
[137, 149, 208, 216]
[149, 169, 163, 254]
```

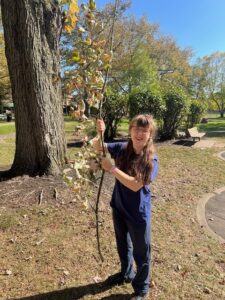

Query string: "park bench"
[188, 127, 206, 142]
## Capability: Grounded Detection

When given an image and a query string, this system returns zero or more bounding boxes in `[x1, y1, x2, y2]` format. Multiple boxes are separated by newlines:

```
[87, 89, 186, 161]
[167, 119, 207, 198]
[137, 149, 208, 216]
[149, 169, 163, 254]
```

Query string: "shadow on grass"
[0, 166, 13, 181]
[14, 280, 127, 300]
[67, 141, 85, 148]
[100, 294, 131, 299]
[172, 139, 196, 147]
[205, 131, 225, 137]
[67, 138, 129, 149]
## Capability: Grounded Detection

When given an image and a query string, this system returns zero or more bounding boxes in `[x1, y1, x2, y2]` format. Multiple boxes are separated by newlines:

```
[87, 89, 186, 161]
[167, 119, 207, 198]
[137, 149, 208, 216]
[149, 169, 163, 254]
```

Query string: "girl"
[95, 114, 158, 300]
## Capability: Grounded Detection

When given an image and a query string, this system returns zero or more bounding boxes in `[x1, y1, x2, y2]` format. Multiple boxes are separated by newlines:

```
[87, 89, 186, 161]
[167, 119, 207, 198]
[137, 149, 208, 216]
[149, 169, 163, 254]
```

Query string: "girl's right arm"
[100, 157, 143, 192]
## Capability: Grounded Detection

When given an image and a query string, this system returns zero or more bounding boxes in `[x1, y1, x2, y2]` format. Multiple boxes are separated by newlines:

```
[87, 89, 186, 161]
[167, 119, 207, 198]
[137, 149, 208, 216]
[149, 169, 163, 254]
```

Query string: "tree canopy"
[192, 52, 225, 117]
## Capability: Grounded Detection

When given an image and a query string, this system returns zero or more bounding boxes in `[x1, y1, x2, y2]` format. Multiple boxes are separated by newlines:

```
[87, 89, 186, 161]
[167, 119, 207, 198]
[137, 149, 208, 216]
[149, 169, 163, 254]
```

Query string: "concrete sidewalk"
[205, 189, 225, 241]
[197, 187, 225, 244]
[192, 138, 225, 148]
[196, 150, 225, 244]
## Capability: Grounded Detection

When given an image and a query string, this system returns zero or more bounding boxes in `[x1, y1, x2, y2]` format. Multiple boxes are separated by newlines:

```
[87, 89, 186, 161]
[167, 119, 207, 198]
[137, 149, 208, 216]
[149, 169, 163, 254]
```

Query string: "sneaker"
[105, 272, 134, 286]
[130, 292, 149, 300]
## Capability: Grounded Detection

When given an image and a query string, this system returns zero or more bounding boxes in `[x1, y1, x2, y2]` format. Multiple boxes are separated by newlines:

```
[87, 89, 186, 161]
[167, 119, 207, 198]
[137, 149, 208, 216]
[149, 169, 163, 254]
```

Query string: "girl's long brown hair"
[116, 114, 156, 185]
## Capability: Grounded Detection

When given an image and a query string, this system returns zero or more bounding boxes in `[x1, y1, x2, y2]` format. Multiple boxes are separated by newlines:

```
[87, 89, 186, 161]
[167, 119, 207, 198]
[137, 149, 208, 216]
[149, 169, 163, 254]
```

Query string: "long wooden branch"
[95, 0, 119, 261]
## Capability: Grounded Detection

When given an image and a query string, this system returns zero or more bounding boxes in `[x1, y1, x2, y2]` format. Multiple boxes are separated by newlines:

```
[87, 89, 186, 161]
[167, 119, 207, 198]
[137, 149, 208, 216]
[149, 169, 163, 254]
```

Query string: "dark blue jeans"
[112, 209, 151, 295]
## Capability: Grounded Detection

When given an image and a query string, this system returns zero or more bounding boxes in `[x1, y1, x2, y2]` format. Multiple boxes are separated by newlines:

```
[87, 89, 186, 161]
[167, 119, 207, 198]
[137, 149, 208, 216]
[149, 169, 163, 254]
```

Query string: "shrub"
[160, 89, 189, 140]
[186, 100, 207, 128]
[128, 91, 165, 120]
[102, 93, 128, 140]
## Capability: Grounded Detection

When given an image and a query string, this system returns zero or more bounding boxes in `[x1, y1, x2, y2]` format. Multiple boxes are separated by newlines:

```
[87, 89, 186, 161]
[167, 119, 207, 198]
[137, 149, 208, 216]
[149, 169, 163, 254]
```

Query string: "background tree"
[194, 52, 225, 117]
[150, 35, 193, 92]
[106, 17, 160, 94]
[1, 0, 71, 176]
[188, 65, 207, 100]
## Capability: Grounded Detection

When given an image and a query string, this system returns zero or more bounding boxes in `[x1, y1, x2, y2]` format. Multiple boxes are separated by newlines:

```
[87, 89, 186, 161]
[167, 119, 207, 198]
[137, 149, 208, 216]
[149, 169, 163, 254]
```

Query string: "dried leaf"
[84, 197, 89, 210]
[63, 270, 70, 276]
[69, 2, 79, 15]
[24, 256, 33, 261]
[36, 237, 46, 246]
[5, 270, 12, 276]
[70, 14, 78, 27]
[73, 184, 81, 193]
[64, 25, 72, 34]
[93, 276, 102, 283]
[203, 287, 211, 294]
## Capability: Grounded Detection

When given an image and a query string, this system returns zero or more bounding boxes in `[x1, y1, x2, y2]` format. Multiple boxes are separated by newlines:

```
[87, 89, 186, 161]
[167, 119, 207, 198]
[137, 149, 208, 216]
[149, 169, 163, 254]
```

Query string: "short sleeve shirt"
[107, 142, 158, 224]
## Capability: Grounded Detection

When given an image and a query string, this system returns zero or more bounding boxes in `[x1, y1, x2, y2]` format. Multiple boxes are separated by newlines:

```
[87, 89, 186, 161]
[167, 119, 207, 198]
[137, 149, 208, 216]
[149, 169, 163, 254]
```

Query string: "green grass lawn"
[1, 117, 225, 299]
[0, 117, 80, 136]
[0, 117, 87, 166]
[0, 122, 15, 135]
[1, 115, 225, 167]
[198, 116, 225, 132]
[1, 145, 225, 299]
[0, 138, 15, 166]
[0, 118, 79, 136]
[117, 118, 129, 132]
[64, 116, 79, 132]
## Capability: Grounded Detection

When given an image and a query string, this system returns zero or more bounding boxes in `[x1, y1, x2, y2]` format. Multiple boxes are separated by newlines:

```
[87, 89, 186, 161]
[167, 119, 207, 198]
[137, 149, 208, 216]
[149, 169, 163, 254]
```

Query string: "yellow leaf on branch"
[69, 2, 79, 15]
[88, 0, 96, 11]
[102, 52, 113, 63]
[63, 0, 79, 32]
[64, 25, 73, 34]
[70, 14, 78, 27]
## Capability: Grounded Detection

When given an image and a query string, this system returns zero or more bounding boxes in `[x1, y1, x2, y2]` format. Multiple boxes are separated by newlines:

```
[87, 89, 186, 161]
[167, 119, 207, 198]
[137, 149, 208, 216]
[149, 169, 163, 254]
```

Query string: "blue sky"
[95, 0, 225, 61]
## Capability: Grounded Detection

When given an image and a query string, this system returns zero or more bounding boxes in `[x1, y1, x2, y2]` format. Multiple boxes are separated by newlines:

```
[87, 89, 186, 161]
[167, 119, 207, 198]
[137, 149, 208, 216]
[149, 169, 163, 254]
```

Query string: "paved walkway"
[205, 189, 225, 241]
[192, 140, 215, 148]
[196, 149, 225, 244]
[193, 138, 225, 148]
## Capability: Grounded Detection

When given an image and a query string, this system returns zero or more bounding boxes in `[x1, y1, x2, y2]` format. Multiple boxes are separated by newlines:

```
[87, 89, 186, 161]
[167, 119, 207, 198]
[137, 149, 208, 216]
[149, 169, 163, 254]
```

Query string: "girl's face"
[130, 123, 151, 152]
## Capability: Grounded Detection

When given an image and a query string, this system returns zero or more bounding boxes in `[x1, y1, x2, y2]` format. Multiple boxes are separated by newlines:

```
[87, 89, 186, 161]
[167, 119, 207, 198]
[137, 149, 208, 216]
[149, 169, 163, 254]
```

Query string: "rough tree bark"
[1, 0, 66, 176]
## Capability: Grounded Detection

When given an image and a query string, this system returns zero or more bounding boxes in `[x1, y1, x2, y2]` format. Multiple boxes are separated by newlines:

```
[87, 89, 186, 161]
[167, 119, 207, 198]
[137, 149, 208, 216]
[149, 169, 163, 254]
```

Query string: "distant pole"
[158, 69, 174, 79]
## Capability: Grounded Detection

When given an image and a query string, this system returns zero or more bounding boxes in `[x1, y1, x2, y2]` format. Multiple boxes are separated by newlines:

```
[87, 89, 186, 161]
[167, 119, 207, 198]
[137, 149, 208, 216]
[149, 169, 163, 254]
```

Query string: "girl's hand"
[96, 119, 105, 133]
[100, 157, 113, 172]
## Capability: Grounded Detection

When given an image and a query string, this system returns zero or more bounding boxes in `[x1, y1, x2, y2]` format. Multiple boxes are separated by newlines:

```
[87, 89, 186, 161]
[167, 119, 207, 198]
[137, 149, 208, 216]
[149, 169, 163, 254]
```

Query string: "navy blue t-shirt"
[107, 142, 158, 224]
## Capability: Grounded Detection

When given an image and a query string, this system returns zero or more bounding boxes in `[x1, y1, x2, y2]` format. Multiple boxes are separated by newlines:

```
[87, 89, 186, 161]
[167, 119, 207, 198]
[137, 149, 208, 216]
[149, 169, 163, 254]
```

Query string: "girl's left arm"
[101, 157, 143, 192]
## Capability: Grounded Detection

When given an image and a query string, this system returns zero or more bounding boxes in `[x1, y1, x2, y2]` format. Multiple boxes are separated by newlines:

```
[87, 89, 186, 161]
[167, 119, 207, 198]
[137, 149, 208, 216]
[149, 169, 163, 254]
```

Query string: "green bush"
[102, 93, 128, 140]
[160, 89, 189, 140]
[128, 91, 165, 120]
[186, 100, 207, 128]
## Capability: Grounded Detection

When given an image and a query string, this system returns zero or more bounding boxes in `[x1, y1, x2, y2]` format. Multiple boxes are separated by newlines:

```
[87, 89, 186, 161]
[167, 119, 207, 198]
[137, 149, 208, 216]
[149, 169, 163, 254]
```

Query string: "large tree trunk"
[1, 0, 66, 176]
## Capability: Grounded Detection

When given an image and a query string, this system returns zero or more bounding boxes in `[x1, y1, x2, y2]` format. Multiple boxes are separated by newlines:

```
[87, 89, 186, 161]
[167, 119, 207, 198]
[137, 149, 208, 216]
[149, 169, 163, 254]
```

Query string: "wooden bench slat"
[188, 127, 206, 141]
